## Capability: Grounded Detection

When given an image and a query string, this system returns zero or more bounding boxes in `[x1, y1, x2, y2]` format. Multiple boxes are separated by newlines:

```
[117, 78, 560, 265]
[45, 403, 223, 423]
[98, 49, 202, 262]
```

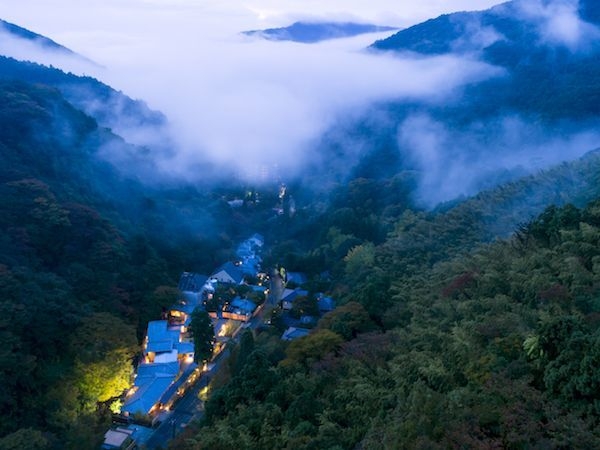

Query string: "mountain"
[369, 0, 600, 123]
[0, 18, 74, 53]
[0, 19, 164, 160]
[371, 0, 600, 56]
[369, 0, 600, 121]
[0, 55, 171, 167]
[243, 21, 398, 43]
[0, 18, 98, 66]
[3, 6, 600, 448]
[303, 0, 600, 207]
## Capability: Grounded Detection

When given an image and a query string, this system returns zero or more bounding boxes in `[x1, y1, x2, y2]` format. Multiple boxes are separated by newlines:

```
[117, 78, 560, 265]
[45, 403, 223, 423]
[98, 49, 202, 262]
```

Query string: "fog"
[399, 114, 600, 207]
[1, 0, 599, 208]
[1, 0, 499, 180]
[516, 0, 600, 50]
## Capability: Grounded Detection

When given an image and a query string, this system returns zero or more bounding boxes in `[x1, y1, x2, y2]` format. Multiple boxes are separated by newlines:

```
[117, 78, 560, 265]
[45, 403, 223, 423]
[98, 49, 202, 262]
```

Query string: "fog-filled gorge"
[2, 1, 600, 449]
[3, 0, 599, 208]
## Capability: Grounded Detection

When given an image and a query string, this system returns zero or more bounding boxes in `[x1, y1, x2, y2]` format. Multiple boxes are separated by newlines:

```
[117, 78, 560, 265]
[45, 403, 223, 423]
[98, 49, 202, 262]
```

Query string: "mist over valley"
[1, 1, 600, 449]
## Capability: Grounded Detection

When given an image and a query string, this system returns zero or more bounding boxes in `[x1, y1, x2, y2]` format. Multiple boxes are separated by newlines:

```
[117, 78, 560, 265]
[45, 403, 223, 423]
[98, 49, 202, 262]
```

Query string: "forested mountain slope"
[0, 74, 239, 448]
[178, 179, 600, 450]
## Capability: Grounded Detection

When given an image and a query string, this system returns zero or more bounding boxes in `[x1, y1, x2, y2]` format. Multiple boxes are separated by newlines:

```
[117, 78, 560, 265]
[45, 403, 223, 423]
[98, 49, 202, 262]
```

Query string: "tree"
[0, 428, 50, 450]
[317, 302, 375, 340]
[281, 329, 344, 368]
[69, 312, 137, 410]
[290, 295, 319, 319]
[190, 310, 215, 363]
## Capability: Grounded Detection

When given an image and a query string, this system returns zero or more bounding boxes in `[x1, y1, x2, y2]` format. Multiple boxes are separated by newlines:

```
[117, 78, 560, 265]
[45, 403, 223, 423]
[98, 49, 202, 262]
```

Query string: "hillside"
[304, 0, 600, 207]
[0, 68, 286, 448]
[243, 21, 397, 43]
[174, 156, 600, 450]
[0, 18, 79, 55]
[369, 0, 600, 122]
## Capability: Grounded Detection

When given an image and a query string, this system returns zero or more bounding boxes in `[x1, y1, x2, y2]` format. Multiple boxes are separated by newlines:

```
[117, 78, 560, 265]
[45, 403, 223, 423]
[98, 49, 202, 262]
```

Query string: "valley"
[1, 1, 600, 449]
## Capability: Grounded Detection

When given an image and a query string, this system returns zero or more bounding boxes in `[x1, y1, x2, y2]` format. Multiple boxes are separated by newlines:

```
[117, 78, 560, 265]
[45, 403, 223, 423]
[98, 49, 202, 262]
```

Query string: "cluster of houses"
[103, 232, 339, 449]
[278, 283, 336, 341]
[120, 272, 211, 418]
[103, 234, 266, 449]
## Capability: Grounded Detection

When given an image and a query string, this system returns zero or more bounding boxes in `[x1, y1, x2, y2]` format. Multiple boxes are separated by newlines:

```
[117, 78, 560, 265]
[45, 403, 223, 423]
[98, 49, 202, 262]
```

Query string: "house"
[317, 294, 336, 312]
[102, 426, 153, 450]
[135, 361, 180, 385]
[144, 320, 181, 363]
[178, 272, 208, 293]
[281, 326, 310, 341]
[121, 361, 181, 416]
[211, 262, 244, 285]
[280, 288, 309, 310]
[102, 428, 135, 450]
[121, 373, 175, 415]
[239, 256, 261, 276]
[286, 271, 307, 286]
[168, 297, 205, 329]
[175, 341, 195, 361]
[236, 245, 254, 260]
[222, 296, 257, 321]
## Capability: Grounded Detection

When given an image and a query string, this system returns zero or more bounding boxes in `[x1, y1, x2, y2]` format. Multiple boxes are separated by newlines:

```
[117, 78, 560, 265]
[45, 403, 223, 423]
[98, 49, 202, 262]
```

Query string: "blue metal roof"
[211, 261, 244, 284]
[146, 320, 180, 354]
[122, 374, 175, 415]
[176, 341, 194, 354]
[231, 297, 257, 313]
[146, 339, 174, 353]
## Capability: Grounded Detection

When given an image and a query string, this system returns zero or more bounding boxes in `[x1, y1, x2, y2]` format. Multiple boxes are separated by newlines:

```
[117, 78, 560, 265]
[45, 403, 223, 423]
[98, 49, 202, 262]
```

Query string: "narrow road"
[144, 350, 229, 449]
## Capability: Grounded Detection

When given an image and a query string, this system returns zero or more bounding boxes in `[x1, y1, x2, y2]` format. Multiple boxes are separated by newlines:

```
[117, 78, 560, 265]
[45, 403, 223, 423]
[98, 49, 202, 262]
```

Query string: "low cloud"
[144, 43, 501, 182]
[449, 14, 504, 53]
[0, 0, 501, 184]
[398, 113, 600, 207]
[516, 0, 600, 50]
[0, 25, 98, 75]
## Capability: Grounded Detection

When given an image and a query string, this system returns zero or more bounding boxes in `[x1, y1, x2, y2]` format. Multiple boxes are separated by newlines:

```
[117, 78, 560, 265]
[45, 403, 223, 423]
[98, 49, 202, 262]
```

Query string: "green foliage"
[317, 302, 375, 340]
[190, 310, 215, 363]
[186, 199, 600, 449]
[281, 329, 344, 368]
[289, 295, 319, 320]
[70, 313, 137, 408]
[0, 428, 50, 450]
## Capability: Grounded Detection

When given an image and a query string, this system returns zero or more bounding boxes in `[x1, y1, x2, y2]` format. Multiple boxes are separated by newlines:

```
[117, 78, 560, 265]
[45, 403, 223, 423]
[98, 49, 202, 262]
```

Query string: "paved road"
[144, 350, 228, 449]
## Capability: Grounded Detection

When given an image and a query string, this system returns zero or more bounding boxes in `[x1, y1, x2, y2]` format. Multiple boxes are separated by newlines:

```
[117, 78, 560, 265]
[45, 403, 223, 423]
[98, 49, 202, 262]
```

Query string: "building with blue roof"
[280, 288, 309, 310]
[178, 272, 208, 293]
[122, 373, 175, 415]
[231, 297, 257, 314]
[211, 261, 244, 284]
[135, 362, 180, 386]
[317, 294, 336, 312]
[145, 320, 181, 363]
[281, 327, 310, 341]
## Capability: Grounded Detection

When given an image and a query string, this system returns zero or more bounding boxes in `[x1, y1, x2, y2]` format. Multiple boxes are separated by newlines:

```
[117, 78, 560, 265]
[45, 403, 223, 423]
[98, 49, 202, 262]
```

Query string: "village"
[101, 233, 336, 450]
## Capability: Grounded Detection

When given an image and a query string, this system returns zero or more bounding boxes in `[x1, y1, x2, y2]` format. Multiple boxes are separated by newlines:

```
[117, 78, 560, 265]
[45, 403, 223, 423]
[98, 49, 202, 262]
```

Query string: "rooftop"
[211, 261, 244, 284]
[146, 320, 180, 354]
[122, 373, 175, 415]
[178, 272, 208, 293]
[282, 327, 310, 341]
